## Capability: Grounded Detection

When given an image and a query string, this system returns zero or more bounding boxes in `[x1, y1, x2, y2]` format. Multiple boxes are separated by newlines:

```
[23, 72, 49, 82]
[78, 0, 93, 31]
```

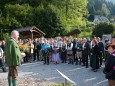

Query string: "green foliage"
[32, 4, 66, 37]
[1, 0, 115, 39]
[113, 31, 115, 37]
[0, 0, 88, 38]
[59, 0, 88, 31]
[88, 0, 113, 17]
[4, 4, 33, 26]
[92, 23, 115, 37]
[3, 33, 10, 40]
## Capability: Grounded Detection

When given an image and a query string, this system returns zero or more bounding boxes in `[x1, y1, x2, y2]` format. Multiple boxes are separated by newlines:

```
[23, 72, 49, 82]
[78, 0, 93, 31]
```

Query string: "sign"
[56, 69, 76, 85]
[102, 34, 112, 42]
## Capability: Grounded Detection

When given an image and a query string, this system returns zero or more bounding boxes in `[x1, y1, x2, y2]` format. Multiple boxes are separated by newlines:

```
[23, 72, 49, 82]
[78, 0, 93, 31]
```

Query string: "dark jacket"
[98, 42, 104, 53]
[103, 52, 115, 80]
[72, 41, 77, 50]
[92, 45, 98, 54]
[84, 42, 90, 54]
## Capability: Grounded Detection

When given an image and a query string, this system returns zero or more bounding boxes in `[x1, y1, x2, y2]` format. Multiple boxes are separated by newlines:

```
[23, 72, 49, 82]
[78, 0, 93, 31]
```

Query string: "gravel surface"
[0, 61, 108, 86]
[0, 77, 56, 86]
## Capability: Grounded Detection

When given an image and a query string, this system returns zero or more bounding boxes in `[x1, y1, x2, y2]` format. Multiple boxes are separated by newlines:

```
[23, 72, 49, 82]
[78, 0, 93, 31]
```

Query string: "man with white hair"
[5, 30, 23, 86]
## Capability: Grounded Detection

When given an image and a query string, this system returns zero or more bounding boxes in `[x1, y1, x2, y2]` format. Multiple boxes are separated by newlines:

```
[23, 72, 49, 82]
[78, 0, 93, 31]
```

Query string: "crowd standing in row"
[0, 30, 115, 86]
[0, 36, 115, 70]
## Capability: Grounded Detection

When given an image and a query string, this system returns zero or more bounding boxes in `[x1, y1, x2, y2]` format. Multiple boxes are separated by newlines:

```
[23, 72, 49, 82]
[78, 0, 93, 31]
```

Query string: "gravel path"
[0, 61, 108, 86]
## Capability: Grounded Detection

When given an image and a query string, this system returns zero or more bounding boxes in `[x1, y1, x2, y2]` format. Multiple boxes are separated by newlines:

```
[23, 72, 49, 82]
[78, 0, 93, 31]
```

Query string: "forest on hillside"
[0, 0, 115, 38]
[88, 0, 115, 18]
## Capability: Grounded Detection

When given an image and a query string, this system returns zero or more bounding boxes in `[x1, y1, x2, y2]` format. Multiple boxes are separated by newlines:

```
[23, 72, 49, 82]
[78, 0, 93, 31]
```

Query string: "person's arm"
[103, 56, 112, 74]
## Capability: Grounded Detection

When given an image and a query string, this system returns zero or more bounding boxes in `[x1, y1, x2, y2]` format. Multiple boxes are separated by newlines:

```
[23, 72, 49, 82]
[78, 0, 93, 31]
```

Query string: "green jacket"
[77, 43, 82, 51]
[5, 38, 21, 66]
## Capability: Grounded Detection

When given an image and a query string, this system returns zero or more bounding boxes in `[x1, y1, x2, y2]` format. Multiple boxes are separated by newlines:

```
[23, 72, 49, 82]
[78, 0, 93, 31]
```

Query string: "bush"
[92, 23, 115, 37]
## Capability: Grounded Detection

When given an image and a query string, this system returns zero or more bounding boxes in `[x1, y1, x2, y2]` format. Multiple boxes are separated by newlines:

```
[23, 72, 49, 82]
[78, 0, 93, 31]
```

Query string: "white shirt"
[0, 47, 3, 57]
[57, 41, 63, 48]
[66, 43, 73, 50]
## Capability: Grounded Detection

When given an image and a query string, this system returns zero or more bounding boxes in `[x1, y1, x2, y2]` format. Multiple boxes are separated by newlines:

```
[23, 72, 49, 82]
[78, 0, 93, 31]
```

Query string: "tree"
[4, 4, 33, 26]
[87, 0, 113, 17]
[33, 4, 66, 37]
[101, 3, 110, 17]
[0, 0, 88, 37]
[92, 23, 115, 37]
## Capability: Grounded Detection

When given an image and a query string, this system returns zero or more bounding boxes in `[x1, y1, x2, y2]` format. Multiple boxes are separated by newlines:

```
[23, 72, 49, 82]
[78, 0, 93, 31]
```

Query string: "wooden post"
[56, 69, 76, 86]
[64, 79, 67, 86]
[30, 30, 33, 41]
[31, 31, 33, 41]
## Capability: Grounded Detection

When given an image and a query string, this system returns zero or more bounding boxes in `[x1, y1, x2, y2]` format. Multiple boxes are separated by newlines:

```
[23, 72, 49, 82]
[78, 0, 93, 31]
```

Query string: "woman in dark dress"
[103, 44, 115, 86]
[61, 42, 67, 63]
[90, 39, 99, 72]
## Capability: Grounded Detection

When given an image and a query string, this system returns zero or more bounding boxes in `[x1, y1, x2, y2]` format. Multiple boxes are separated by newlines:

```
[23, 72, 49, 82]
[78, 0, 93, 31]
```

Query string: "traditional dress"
[90, 44, 99, 71]
[52, 45, 60, 64]
[67, 42, 73, 64]
[76, 42, 83, 64]
[61, 45, 67, 63]
[51, 40, 59, 64]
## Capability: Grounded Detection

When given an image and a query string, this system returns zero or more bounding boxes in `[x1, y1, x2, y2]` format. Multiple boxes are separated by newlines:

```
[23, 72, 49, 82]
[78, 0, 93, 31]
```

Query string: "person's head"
[44, 39, 47, 44]
[73, 38, 76, 42]
[97, 37, 100, 42]
[108, 44, 115, 54]
[28, 38, 32, 43]
[2, 40, 5, 45]
[11, 30, 19, 41]
[83, 38, 87, 43]
[92, 39, 98, 45]
[105, 39, 110, 45]
[35, 38, 38, 42]
[87, 37, 90, 41]
[67, 40, 71, 43]
[59, 39, 62, 41]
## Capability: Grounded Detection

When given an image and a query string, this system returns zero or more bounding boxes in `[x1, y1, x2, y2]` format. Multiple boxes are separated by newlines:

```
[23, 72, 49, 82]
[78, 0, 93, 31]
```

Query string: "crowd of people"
[0, 30, 115, 86]
[0, 36, 115, 71]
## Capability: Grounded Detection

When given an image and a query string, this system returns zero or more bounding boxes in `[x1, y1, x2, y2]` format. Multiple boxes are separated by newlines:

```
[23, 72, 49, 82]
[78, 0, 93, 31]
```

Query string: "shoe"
[3, 70, 7, 72]
[93, 69, 97, 72]
[47, 63, 49, 65]
[82, 65, 85, 66]
[86, 66, 88, 68]
[62, 61, 64, 63]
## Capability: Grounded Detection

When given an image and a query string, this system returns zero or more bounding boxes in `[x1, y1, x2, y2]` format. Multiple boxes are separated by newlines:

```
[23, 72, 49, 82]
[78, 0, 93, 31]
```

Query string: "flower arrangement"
[19, 44, 27, 52]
